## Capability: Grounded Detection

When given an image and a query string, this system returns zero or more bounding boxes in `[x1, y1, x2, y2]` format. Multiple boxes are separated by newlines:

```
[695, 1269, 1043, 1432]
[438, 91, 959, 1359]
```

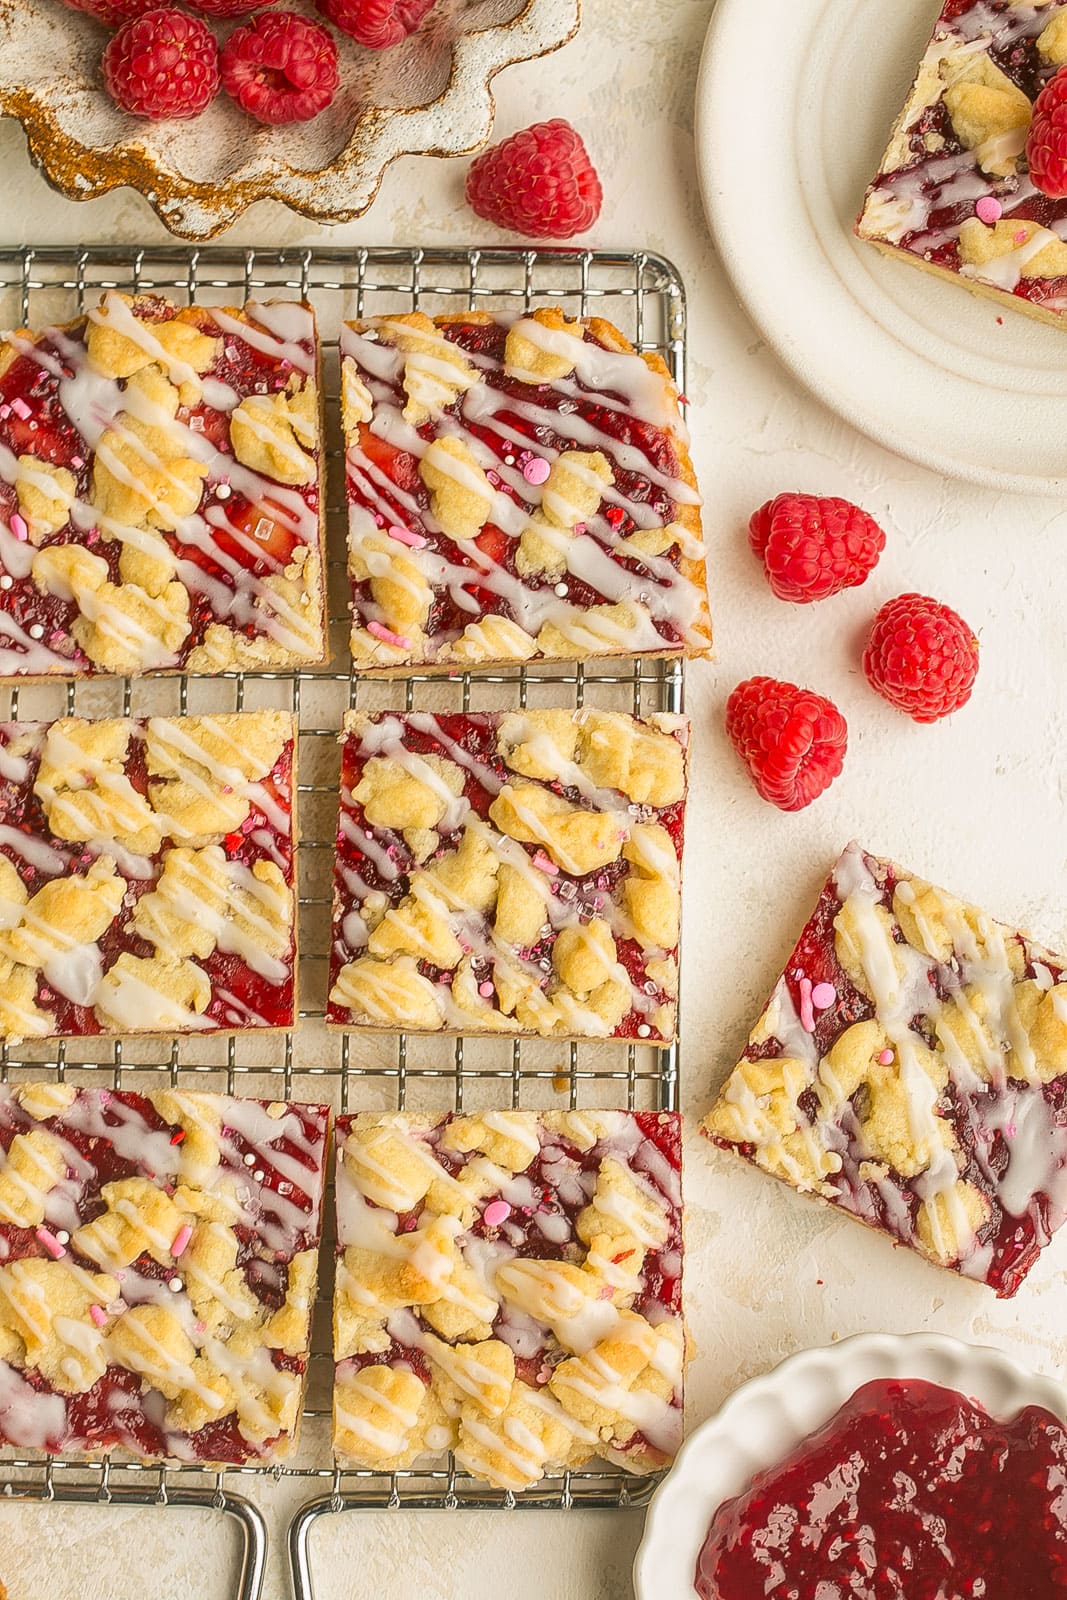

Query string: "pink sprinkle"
[798, 977, 815, 1034]
[387, 524, 427, 550]
[0, 404, 9, 418]
[367, 620, 411, 650]
[975, 196, 1002, 225]
[522, 456, 551, 486]
[9, 514, 27, 542]
[9, 397, 30, 420]
[36, 1226, 65, 1260]
[89, 1304, 107, 1329]
[1005, 1122, 1018, 1139]
[1015, 229, 1028, 243]
[532, 850, 559, 876]
[878, 1048, 894, 1066]
[70, 454, 84, 469]
[171, 1223, 193, 1258]
[478, 980, 495, 998]
[195, 1319, 207, 1334]
[574, 522, 587, 535]
[811, 982, 836, 1010]
[483, 1200, 511, 1227]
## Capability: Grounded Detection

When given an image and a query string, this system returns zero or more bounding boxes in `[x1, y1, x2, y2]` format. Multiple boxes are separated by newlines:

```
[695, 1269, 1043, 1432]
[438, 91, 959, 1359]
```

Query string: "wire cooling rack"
[0, 245, 689, 1600]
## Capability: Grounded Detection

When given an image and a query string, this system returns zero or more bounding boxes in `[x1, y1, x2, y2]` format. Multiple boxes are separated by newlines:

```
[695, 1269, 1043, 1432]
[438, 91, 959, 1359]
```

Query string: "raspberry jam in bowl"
[633, 1333, 1067, 1600]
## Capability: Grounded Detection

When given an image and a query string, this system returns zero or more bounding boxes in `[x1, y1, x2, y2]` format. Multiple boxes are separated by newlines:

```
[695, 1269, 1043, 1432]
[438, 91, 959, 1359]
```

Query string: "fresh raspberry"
[61, 0, 157, 25]
[465, 119, 602, 240]
[863, 593, 979, 723]
[725, 677, 848, 812]
[220, 12, 339, 125]
[748, 493, 886, 603]
[315, 0, 437, 48]
[102, 9, 220, 120]
[1028, 67, 1067, 198]
[187, 0, 277, 16]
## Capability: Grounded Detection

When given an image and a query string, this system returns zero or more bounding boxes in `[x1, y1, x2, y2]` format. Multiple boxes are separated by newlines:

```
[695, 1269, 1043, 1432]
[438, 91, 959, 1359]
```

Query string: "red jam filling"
[0, 719, 296, 1034]
[0, 300, 319, 672]
[695, 1377, 1067, 1598]
[327, 713, 685, 1042]
[345, 318, 689, 649]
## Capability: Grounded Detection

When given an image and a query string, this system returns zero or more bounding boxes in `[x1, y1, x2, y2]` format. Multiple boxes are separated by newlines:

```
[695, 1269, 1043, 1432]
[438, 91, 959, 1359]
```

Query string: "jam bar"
[332, 1110, 684, 1489]
[0, 1082, 329, 1465]
[703, 841, 1067, 1297]
[0, 290, 326, 677]
[0, 710, 297, 1041]
[339, 308, 710, 669]
[326, 709, 688, 1042]
[857, 1, 1067, 327]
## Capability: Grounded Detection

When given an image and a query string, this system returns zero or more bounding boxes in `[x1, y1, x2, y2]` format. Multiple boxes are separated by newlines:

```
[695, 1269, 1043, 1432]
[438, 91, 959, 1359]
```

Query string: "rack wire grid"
[0, 244, 689, 1600]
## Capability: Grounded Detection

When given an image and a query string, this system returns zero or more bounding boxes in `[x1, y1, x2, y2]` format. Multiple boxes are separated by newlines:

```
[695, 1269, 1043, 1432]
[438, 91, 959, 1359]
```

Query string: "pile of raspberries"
[61, 0, 438, 124]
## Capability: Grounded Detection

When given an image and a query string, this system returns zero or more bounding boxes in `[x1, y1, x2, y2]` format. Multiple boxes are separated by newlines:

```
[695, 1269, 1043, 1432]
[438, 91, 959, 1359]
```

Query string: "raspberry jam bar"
[339, 308, 710, 669]
[0, 710, 297, 1041]
[0, 290, 326, 677]
[332, 1110, 684, 1490]
[0, 1082, 329, 1464]
[703, 842, 1067, 1297]
[327, 709, 688, 1042]
[857, 2, 1067, 326]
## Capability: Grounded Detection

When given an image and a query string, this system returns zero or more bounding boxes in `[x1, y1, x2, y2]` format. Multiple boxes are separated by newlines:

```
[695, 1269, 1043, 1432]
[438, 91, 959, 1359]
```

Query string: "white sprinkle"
[216, 484, 231, 500]
[0, 577, 11, 591]
[554, 583, 568, 598]
[243, 1152, 256, 1166]
[252, 1169, 264, 1182]
[56, 1231, 69, 1245]
[168, 1278, 183, 1293]
[638, 1024, 651, 1038]
[29, 624, 43, 639]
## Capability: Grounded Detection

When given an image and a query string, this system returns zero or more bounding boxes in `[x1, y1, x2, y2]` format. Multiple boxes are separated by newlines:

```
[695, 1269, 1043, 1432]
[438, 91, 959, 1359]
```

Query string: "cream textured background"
[1, 0, 1067, 1595]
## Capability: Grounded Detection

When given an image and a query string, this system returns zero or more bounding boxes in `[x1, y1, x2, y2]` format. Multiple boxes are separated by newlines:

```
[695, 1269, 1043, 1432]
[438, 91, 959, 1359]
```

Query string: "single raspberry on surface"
[748, 493, 886, 603]
[465, 119, 602, 240]
[725, 677, 848, 812]
[315, 0, 438, 48]
[187, 0, 277, 17]
[220, 11, 339, 125]
[60, 0, 152, 23]
[102, 9, 220, 120]
[863, 593, 979, 723]
[1028, 67, 1067, 198]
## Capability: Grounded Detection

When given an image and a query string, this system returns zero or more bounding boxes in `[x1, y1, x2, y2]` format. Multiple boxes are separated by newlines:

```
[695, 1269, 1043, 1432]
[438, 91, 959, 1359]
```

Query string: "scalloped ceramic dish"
[633, 1331, 1067, 1599]
[0, 0, 581, 240]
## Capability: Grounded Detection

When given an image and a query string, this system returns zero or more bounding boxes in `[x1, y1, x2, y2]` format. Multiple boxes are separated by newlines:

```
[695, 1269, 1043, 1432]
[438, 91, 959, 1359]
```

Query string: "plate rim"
[632, 1329, 1067, 1599]
[694, 0, 1067, 498]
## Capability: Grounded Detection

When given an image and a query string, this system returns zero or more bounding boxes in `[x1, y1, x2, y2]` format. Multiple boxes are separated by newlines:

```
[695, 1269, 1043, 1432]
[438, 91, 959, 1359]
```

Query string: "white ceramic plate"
[696, 0, 1067, 495]
[632, 1331, 1067, 1600]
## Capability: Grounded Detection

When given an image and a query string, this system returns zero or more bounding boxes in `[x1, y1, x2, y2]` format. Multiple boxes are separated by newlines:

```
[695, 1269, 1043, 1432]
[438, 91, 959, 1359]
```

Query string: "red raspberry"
[749, 493, 886, 603]
[863, 593, 979, 723]
[315, 0, 437, 48]
[725, 677, 848, 812]
[188, 0, 277, 16]
[61, 0, 153, 22]
[102, 9, 219, 120]
[220, 12, 339, 125]
[465, 119, 602, 240]
[1028, 67, 1067, 198]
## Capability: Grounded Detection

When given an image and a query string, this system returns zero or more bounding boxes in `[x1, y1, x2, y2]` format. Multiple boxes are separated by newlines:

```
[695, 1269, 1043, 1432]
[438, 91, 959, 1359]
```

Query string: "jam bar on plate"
[0, 710, 297, 1041]
[326, 708, 688, 1042]
[857, 1, 1067, 327]
[0, 1082, 329, 1464]
[339, 308, 710, 669]
[332, 1110, 684, 1490]
[0, 290, 326, 676]
[703, 841, 1067, 1297]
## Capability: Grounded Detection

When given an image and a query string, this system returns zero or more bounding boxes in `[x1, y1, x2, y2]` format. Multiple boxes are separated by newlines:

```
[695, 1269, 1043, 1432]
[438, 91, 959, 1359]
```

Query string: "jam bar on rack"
[326, 709, 688, 1042]
[332, 1110, 684, 1489]
[0, 1082, 329, 1464]
[703, 841, 1067, 1297]
[339, 308, 710, 669]
[857, 2, 1067, 326]
[0, 290, 326, 676]
[0, 710, 297, 1041]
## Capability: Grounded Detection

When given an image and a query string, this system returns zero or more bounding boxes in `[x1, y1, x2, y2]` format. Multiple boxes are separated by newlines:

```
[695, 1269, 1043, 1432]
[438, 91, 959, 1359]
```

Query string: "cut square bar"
[0, 291, 326, 676]
[0, 1083, 330, 1464]
[326, 708, 689, 1042]
[339, 308, 710, 669]
[0, 710, 298, 1041]
[332, 1110, 684, 1491]
[703, 841, 1067, 1296]
[857, 1, 1067, 327]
